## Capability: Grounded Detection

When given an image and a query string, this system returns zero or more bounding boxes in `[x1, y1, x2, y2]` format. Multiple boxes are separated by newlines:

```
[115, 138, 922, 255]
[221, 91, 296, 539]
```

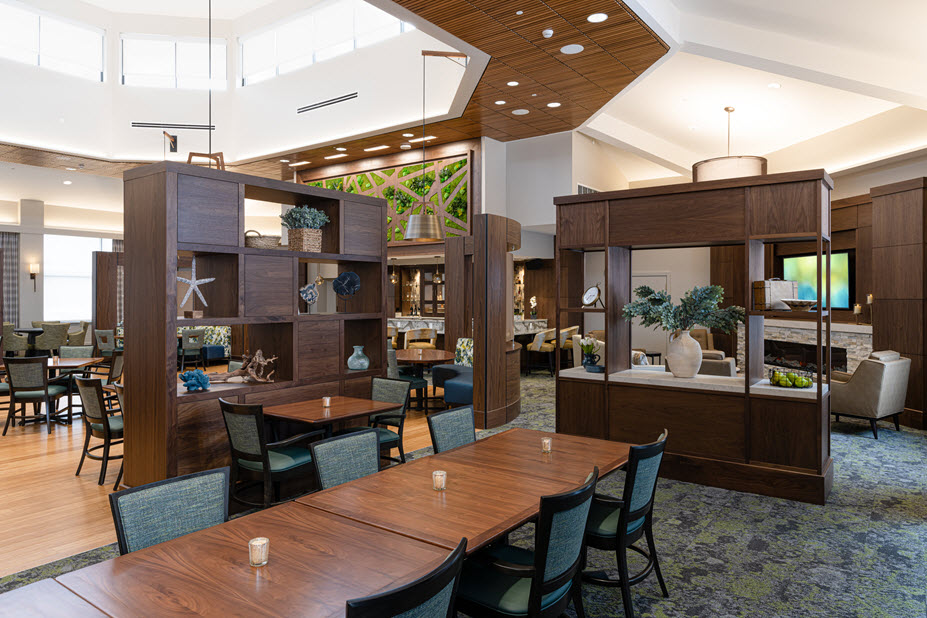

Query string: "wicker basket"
[244, 230, 282, 249]
[288, 228, 322, 253]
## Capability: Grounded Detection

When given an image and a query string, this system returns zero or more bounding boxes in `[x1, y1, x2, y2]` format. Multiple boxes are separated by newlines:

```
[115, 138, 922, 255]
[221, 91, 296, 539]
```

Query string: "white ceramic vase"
[666, 330, 702, 378]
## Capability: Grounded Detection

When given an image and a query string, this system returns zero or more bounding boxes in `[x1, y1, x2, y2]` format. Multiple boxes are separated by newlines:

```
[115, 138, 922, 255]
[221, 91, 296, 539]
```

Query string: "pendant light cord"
[208, 0, 212, 163]
[421, 53, 427, 214]
[724, 106, 735, 157]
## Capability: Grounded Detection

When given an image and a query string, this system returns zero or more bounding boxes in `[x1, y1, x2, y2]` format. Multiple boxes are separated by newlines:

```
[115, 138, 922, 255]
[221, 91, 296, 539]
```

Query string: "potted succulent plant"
[622, 285, 745, 378]
[280, 206, 330, 253]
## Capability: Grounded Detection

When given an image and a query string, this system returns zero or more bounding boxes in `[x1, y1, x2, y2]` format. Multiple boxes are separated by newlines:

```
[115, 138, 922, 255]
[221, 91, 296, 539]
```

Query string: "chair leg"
[398, 440, 406, 464]
[548, 351, 555, 377]
[76, 425, 91, 476]
[869, 419, 879, 440]
[2, 400, 13, 436]
[834, 414, 840, 423]
[45, 397, 52, 434]
[113, 462, 124, 491]
[572, 580, 587, 618]
[99, 440, 110, 485]
[893, 414, 901, 431]
[617, 547, 635, 618]
[645, 525, 669, 598]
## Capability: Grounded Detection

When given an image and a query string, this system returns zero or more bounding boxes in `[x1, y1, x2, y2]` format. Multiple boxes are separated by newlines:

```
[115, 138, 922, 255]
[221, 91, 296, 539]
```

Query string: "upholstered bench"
[443, 373, 473, 407]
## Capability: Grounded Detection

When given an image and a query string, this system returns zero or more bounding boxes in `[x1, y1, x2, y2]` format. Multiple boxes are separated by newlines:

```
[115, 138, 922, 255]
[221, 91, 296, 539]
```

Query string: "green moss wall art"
[304, 155, 470, 242]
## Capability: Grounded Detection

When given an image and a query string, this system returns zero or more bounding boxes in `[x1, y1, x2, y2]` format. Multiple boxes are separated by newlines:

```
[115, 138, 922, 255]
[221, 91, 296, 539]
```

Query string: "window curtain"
[113, 239, 124, 327]
[0, 233, 19, 326]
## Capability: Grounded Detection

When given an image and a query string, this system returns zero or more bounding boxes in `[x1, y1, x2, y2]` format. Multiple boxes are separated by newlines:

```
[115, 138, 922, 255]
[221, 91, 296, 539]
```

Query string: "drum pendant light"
[692, 107, 767, 181]
[405, 53, 445, 242]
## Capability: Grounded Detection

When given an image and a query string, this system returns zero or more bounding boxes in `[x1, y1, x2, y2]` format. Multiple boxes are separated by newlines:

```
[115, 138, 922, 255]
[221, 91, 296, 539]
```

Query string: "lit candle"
[432, 470, 447, 491]
[853, 304, 862, 315]
[541, 437, 552, 453]
[867, 294, 874, 305]
[249, 537, 269, 567]
[322, 396, 331, 407]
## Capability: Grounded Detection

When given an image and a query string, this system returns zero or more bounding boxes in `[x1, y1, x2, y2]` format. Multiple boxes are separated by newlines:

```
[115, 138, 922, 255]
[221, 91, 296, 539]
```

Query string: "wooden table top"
[56, 503, 449, 618]
[263, 396, 400, 425]
[395, 348, 455, 364]
[0, 357, 104, 371]
[0, 579, 105, 616]
[298, 428, 631, 554]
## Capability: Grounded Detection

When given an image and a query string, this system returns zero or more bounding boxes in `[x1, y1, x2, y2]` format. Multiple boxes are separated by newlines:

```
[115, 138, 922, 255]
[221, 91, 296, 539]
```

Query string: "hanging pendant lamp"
[692, 107, 767, 181]
[405, 52, 445, 242]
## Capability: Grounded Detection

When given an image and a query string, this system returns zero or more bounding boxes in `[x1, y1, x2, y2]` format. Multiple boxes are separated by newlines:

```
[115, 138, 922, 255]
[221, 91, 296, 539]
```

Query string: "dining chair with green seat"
[34, 323, 70, 356]
[219, 398, 325, 509]
[427, 406, 476, 454]
[310, 429, 381, 490]
[2, 356, 68, 435]
[179, 328, 206, 371]
[2, 323, 29, 357]
[58, 345, 95, 422]
[334, 377, 411, 465]
[583, 431, 669, 618]
[387, 340, 429, 412]
[74, 377, 124, 485]
[346, 537, 468, 617]
[109, 467, 229, 555]
[94, 329, 116, 359]
[456, 468, 598, 618]
[112, 383, 126, 490]
[87, 350, 124, 410]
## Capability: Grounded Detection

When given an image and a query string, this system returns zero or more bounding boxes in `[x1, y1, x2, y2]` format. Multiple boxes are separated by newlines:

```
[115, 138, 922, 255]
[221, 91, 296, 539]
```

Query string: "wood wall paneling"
[297, 320, 340, 381]
[557, 379, 606, 438]
[872, 299, 923, 355]
[245, 382, 340, 407]
[748, 182, 817, 238]
[748, 398, 821, 470]
[342, 376, 373, 398]
[871, 245, 923, 300]
[609, 189, 745, 246]
[176, 399, 231, 476]
[559, 202, 606, 248]
[341, 201, 382, 257]
[92, 252, 120, 331]
[177, 175, 240, 247]
[523, 260, 556, 323]
[192, 253, 239, 318]
[872, 190, 923, 248]
[244, 255, 295, 317]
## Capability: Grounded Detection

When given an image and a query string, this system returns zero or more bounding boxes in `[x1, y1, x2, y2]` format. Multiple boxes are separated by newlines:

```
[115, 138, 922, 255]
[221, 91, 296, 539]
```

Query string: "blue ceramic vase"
[347, 345, 370, 370]
[582, 352, 600, 372]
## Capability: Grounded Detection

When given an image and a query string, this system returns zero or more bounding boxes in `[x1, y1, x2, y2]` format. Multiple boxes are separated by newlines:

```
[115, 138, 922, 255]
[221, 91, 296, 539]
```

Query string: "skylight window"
[240, 0, 414, 86]
[122, 35, 226, 90]
[0, 1, 103, 82]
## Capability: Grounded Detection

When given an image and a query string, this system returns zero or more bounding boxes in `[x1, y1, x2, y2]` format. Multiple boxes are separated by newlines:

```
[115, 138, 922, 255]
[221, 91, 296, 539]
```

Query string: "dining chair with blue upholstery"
[219, 398, 325, 509]
[346, 538, 468, 617]
[335, 377, 410, 465]
[456, 468, 598, 618]
[427, 406, 476, 454]
[583, 431, 669, 618]
[2, 356, 68, 435]
[74, 377, 124, 485]
[310, 429, 380, 490]
[109, 467, 229, 554]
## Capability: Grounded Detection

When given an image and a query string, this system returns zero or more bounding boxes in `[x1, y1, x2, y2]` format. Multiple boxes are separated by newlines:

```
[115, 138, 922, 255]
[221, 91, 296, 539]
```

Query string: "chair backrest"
[371, 377, 411, 419]
[109, 467, 229, 555]
[74, 377, 109, 423]
[618, 430, 668, 539]
[95, 329, 116, 351]
[311, 429, 380, 490]
[181, 328, 206, 351]
[346, 538, 467, 618]
[35, 323, 70, 349]
[386, 340, 400, 379]
[587, 330, 605, 341]
[387, 326, 398, 348]
[526, 469, 598, 615]
[218, 399, 270, 469]
[59, 345, 94, 358]
[558, 326, 579, 347]
[5, 356, 49, 392]
[32, 320, 60, 328]
[454, 338, 474, 368]
[528, 328, 556, 352]
[67, 326, 88, 346]
[113, 382, 125, 412]
[855, 354, 912, 415]
[108, 349, 125, 382]
[427, 406, 476, 453]
[404, 328, 436, 348]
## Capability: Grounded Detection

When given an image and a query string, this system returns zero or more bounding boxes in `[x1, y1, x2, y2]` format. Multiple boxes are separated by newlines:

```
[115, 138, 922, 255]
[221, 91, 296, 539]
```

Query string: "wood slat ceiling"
[0, 0, 667, 181]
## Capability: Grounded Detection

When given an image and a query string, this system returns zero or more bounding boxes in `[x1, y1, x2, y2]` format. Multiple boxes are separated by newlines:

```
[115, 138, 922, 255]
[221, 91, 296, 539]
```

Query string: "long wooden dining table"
[4, 428, 632, 616]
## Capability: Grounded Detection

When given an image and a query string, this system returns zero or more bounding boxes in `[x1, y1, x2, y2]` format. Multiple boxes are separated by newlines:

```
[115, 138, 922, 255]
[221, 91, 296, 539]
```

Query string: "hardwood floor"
[0, 382, 441, 577]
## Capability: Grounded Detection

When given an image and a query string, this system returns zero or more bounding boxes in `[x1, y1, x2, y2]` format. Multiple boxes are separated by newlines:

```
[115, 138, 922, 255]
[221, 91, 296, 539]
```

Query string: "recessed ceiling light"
[400, 144, 412, 150]
[768, 82, 782, 89]
[65, 167, 77, 171]
[547, 102, 561, 108]
[507, 81, 519, 86]
[587, 13, 608, 23]
[516, 10, 523, 15]
[63, 180, 72, 185]
[324, 154, 348, 160]
[512, 109, 529, 116]
[495, 100, 506, 105]
[542, 28, 553, 38]
[288, 161, 311, 167]
[560, 44, 584, 55]
[335, 147, 347, 151]
[402, 133, 414, 137]
[364, 145, 389, 152]
[408, 135, 436, 143]
[531, 93, 537, 97]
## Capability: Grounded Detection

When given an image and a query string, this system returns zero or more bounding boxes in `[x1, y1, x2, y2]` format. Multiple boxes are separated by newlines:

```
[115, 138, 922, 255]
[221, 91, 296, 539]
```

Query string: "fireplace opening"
[764, 340, 847, 373]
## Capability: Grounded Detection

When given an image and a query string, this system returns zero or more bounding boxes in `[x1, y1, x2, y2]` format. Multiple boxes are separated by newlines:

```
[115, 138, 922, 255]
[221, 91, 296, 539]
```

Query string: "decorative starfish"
[177, 256, 215, 307]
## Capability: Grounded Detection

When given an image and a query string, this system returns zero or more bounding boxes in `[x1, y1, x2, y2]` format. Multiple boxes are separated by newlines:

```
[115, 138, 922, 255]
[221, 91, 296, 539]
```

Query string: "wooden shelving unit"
[554, 170, 835, 504]
[123, 162, 387, 487]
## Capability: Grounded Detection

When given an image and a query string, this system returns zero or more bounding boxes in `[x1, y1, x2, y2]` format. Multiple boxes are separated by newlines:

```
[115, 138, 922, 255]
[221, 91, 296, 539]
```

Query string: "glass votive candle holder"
[432, 470, 447, 491]
[541, 437, 552, 453]
[249, 537, 269, 567]
[322, 396, 331, 407]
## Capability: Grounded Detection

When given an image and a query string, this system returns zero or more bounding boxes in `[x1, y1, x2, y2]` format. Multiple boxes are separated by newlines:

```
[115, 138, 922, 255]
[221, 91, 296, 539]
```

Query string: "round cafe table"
[395, 348, 455, 413]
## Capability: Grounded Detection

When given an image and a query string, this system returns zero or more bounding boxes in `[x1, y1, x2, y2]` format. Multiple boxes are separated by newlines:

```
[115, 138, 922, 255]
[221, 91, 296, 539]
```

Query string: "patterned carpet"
[4, 374, 926, 618]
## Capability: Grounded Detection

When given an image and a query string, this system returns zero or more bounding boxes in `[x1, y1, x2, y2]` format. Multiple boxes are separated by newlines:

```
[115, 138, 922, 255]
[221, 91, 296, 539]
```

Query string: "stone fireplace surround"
[737, 319, 873, 375]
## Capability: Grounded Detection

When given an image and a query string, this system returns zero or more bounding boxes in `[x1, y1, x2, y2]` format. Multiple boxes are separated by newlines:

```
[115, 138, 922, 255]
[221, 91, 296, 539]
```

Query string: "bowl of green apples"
[770, 370, 813, 389]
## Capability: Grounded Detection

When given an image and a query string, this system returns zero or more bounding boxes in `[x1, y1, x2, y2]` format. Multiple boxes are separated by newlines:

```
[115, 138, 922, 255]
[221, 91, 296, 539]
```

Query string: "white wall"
[480, 137, 507, 216]
[505, 132, 572, 230]
[831, 152, 927, 199]
[513, 230, 554, 259]
[571, 132, 630, 192]
[18, 200, 45, 328]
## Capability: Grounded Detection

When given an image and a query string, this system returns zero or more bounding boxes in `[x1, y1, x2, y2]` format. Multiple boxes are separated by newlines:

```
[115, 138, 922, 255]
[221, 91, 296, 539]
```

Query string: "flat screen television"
[781, 251, 854, 309]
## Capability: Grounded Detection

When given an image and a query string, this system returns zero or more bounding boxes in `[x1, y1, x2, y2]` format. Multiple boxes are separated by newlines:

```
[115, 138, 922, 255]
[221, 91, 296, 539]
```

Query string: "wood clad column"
[444, 237, 469, 353]
[870, 178, 927, 429]
[92, 251, 121, 332]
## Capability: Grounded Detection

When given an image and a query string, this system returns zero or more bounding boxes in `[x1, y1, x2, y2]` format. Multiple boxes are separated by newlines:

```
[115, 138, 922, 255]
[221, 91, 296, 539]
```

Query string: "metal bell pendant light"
[405, 52, 445, 242]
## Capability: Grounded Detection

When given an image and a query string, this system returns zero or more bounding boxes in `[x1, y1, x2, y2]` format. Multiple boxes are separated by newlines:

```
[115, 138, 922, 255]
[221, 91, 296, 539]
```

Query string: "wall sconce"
[29, 263, 39, 292]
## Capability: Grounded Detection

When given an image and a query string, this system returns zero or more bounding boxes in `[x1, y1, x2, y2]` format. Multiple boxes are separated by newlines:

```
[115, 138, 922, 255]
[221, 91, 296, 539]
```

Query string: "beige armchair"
[690, 328, 726, 360]
[831, 351, 911, 439]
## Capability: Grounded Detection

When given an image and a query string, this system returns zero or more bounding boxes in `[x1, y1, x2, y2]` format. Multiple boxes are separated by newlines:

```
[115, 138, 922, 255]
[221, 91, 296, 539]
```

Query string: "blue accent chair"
[427, 406, 476, 454]
[310, 429, 381, 490]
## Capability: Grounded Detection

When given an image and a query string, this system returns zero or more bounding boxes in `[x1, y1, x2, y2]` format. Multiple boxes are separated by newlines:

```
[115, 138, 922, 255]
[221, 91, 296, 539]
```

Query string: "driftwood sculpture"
[210, 350, 278, 384]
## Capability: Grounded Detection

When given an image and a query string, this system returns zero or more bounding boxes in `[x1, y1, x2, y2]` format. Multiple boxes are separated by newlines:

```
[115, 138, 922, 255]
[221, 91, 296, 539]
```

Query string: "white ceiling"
[78, 0, 276, 20]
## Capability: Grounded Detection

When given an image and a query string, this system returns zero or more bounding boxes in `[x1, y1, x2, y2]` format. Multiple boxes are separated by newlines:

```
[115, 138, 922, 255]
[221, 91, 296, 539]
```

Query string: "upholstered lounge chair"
[831, 350, 911, 439]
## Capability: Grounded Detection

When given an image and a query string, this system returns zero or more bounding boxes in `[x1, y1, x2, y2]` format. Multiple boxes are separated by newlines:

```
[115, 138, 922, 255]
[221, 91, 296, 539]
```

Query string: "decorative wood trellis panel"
[305, 155, 470, 242]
